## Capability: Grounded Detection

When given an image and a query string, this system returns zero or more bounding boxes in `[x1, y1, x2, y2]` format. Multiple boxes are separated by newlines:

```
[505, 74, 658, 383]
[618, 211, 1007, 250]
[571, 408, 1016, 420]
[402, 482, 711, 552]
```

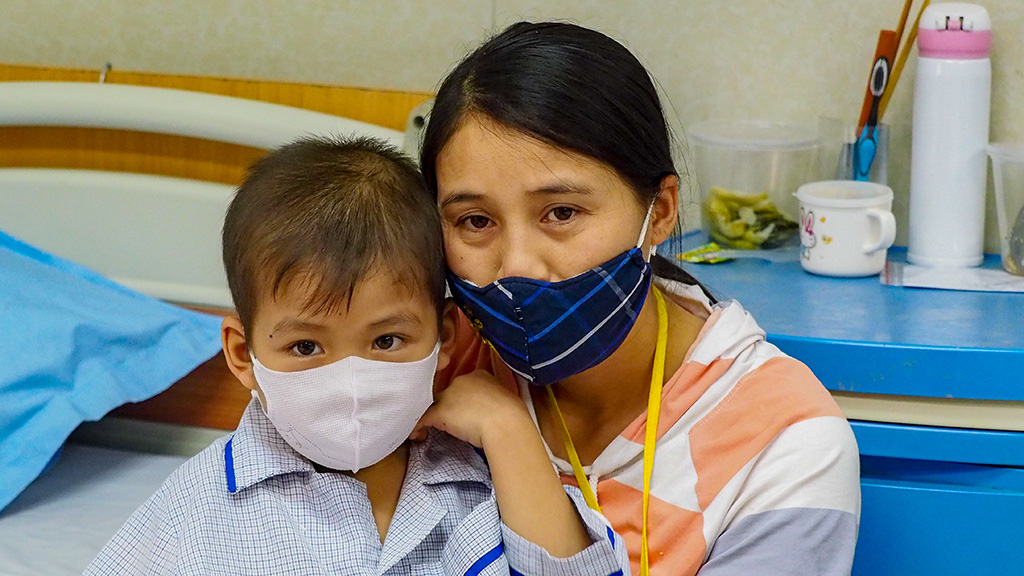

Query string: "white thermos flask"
[908, 3, 992, 267]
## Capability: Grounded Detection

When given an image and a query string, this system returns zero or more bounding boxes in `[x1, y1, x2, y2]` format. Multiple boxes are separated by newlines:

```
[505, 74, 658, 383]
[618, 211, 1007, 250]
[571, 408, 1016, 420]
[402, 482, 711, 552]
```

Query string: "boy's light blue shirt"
[85, 401, 628, 576]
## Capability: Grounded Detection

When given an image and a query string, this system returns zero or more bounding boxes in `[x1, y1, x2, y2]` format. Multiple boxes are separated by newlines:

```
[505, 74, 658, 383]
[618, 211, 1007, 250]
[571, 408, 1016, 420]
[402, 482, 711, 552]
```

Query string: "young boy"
[84, 136, 628, 575]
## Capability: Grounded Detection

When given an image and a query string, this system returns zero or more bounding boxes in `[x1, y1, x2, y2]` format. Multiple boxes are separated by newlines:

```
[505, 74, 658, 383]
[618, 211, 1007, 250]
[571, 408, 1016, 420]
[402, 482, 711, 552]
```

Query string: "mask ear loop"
[636, 201, 657, 260]
[246, 348, 271, 413]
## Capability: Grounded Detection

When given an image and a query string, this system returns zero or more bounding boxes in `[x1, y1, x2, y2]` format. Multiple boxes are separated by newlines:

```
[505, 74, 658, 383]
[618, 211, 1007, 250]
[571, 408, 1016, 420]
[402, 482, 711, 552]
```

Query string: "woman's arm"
[696, 416, 860, 576]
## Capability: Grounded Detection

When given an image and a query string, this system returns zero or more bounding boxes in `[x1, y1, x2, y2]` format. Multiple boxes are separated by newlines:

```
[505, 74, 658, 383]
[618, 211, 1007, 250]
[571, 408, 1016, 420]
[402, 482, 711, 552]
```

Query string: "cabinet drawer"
[854, 456, 1024, 576]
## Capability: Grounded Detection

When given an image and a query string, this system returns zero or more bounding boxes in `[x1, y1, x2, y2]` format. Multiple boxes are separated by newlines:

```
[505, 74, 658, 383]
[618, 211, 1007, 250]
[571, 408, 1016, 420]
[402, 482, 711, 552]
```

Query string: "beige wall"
[3, 0, 1022, 251]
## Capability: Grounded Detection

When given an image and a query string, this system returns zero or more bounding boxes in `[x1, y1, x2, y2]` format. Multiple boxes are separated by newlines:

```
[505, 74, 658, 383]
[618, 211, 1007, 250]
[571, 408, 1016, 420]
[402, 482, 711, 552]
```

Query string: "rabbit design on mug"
[800, 207, 817, 260]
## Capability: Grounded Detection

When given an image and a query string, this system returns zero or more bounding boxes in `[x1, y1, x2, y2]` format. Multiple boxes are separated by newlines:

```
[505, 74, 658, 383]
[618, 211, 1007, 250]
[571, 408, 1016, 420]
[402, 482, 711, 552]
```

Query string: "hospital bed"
[0, 63, 430, 575]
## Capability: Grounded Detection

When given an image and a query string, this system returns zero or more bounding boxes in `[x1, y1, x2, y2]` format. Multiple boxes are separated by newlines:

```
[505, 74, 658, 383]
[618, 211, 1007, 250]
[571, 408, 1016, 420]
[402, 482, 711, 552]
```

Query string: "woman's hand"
[413, 370, 592, 558]
[414, 370, 530, 448]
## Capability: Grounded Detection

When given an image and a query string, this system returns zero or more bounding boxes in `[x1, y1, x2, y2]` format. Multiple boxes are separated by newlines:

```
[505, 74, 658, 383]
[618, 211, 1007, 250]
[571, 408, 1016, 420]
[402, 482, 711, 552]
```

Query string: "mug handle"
[864, 209, 897, 254]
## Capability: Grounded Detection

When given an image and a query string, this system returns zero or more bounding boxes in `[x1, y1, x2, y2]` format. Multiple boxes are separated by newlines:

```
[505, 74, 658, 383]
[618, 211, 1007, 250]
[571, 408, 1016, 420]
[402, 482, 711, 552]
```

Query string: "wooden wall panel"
[0, 126, 264, 185]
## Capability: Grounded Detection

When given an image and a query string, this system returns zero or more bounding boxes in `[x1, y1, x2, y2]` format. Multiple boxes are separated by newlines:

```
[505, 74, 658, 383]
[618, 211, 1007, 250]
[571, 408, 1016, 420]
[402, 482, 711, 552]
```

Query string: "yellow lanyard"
[546, 288, 668, 576]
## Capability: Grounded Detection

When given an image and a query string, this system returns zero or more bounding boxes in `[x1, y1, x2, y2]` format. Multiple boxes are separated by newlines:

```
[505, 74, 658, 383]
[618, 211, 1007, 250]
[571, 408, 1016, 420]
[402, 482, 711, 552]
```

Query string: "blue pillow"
[0, 228, 223, 512]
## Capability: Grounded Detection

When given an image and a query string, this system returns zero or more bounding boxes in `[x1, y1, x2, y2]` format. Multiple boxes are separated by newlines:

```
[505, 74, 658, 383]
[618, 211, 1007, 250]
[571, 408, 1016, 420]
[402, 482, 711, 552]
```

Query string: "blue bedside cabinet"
[684, 247, 1024, 575]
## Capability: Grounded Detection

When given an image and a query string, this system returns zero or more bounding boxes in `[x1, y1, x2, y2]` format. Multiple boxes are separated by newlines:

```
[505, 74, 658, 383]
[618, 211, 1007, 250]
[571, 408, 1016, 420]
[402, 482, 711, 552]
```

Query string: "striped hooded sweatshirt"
[442, 277, 861, 576]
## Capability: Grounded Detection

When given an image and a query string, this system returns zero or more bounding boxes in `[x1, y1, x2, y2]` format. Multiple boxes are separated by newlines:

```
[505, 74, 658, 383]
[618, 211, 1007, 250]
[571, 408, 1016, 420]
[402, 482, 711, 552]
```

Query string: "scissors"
[854, 56, 890, 181]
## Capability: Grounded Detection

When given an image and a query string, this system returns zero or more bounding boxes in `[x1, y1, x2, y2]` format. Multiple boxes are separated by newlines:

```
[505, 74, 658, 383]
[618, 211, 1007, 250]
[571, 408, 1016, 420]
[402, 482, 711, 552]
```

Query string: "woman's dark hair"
[420, 21, 715, 302]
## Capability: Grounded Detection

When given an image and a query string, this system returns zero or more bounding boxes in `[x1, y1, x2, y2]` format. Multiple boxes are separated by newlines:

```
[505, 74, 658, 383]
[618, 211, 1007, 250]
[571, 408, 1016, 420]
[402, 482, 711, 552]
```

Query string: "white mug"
[795, 180, 897, 277]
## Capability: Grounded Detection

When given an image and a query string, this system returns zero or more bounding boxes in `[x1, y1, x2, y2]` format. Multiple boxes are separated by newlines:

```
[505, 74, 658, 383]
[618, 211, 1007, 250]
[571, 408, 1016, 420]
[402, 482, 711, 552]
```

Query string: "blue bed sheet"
[0, 228, 223, 512]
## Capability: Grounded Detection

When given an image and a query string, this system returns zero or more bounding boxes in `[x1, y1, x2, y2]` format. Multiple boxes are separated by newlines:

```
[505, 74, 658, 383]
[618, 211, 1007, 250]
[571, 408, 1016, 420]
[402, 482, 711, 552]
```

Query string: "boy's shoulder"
[412, 428, 492, 487]
[152, 408, 497, 519]
[153, 401, 314, 509]
[158, 408, 492, 505]
[146, 433, 232, 508]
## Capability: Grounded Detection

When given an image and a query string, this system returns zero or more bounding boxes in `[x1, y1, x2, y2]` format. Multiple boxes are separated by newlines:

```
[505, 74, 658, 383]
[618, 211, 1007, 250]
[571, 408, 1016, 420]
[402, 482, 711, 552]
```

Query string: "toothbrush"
[853, 56, 889, 181]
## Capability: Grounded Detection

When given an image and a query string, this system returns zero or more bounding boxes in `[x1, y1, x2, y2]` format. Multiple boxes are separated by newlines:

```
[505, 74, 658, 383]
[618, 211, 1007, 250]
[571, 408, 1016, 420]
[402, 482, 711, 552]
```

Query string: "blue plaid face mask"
[447, 205, 655, 386]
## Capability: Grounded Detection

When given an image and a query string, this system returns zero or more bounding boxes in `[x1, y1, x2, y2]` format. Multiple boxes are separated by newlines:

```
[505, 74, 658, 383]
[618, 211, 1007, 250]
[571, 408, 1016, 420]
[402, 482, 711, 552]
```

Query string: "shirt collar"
[223, 400, 315, 493]
[374, 430, 491, 573]
[223, 401, 492, 494]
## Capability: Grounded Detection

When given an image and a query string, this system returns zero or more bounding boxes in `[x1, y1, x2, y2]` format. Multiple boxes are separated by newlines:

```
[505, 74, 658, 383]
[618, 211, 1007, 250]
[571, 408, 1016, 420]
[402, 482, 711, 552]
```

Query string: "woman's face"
[436, 114, 653, 286]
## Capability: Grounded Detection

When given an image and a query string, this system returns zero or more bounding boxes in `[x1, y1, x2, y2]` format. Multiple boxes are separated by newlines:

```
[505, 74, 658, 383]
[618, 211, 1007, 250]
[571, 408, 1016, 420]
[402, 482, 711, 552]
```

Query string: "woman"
[422, 22, 860, 576]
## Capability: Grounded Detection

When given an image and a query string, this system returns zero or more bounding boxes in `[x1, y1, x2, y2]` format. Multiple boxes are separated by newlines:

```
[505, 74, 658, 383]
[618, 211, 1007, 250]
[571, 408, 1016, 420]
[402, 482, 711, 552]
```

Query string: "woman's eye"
[291, 340, 321, 356]
[465, 215, 491, 230]
[549, 207, 576, 221]
[373, 335, 402, 350]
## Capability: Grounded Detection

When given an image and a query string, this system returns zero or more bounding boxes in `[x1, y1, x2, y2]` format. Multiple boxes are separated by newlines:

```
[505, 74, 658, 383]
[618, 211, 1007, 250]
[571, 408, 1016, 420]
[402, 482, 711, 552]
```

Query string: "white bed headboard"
[0, 82, 406, 149]
[0, 81, 411, 308]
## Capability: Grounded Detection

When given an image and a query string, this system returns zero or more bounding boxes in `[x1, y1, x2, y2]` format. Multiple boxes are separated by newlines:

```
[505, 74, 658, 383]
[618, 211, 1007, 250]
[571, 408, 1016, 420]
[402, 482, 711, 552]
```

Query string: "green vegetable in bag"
[703, 187, 797, 249]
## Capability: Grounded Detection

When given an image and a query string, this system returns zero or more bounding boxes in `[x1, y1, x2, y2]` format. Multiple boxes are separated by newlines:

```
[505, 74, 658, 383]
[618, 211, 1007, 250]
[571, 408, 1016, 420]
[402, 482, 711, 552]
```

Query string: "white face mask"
[250, 342, 439, 472]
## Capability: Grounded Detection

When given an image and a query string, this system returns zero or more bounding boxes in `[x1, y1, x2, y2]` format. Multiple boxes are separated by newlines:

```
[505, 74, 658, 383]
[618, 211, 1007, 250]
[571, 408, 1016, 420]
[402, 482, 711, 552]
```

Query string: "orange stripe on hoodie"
[619, 307, 732, 443]
[594, 478, 706, 576]
[689, 355, 844, 511]
[619, 357, 735, 444]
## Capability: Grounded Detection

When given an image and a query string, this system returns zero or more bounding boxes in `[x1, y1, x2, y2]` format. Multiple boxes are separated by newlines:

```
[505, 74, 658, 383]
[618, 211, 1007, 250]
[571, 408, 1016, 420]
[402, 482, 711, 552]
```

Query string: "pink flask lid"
[918, 3, 992, 59]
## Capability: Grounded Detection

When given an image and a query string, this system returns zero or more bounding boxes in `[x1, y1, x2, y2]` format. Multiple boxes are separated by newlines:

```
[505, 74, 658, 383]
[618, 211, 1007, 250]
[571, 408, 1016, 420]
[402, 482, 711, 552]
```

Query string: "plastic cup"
[986, 143, 1024, 275]
[689, 120, 818, 249]
[817, 117, 890, 185]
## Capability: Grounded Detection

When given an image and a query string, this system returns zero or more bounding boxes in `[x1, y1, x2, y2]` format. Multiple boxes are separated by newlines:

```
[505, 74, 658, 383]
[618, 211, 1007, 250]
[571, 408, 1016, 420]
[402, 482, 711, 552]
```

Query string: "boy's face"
[222, 268, 452, 401]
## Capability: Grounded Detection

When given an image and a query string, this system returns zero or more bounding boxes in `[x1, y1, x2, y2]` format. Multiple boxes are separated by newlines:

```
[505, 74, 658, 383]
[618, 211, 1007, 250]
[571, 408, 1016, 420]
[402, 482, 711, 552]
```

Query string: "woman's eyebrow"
[440, 182, 595, 210]
[439, 191, 484, 210]
[528, 182, 595, 196]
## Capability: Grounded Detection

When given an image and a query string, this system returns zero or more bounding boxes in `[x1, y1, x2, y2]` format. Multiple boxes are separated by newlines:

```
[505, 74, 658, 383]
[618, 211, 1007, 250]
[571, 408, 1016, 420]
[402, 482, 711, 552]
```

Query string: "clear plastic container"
[689, 120, 818, 249]
[986, 143, 1024, 275]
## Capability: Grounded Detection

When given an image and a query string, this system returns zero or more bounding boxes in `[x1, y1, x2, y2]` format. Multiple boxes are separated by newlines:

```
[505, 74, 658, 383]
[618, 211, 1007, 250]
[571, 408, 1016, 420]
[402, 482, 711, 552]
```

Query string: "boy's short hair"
[222, 136, 444, 335]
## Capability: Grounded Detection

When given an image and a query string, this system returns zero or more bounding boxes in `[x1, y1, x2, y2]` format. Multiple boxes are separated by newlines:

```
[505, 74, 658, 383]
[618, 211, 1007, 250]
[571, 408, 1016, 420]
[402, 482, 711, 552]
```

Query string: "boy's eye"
[373, 335, 401, 350]
[291, 340, 321, 356]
